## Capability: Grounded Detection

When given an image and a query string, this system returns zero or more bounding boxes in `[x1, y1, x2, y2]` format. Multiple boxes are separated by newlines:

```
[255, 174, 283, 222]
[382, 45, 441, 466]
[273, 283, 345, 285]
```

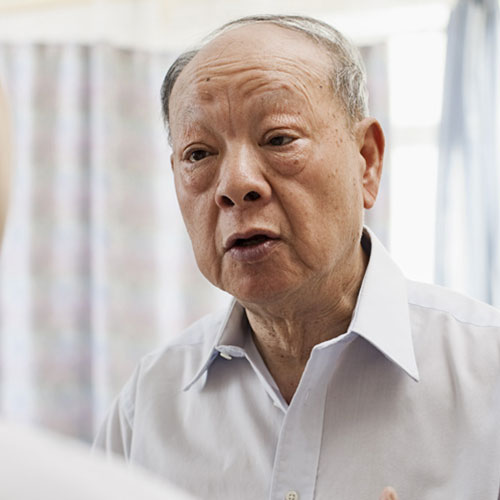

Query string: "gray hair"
[161, 14, 369, 134]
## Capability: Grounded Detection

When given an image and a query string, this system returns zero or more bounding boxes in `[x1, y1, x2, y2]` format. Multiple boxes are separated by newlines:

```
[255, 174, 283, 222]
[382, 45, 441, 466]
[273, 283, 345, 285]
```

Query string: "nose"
[215, 147, 272, 209]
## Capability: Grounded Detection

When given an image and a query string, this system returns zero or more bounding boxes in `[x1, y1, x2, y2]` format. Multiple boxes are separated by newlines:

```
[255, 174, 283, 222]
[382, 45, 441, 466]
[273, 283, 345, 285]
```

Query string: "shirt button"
[285, 491, 299, 500]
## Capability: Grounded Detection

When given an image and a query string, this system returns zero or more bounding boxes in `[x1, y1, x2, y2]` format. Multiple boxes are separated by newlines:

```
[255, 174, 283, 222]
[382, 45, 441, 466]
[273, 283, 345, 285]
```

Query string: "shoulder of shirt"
[122, 306, 230, 395]
[143, 307, 228, 367]
[406, 279, 500, 329]
[115, 307, 229, 422]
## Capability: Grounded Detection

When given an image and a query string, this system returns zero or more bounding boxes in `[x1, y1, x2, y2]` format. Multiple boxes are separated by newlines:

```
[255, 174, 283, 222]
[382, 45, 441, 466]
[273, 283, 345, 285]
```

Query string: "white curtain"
[435, 0, 500, 306]
[0, 44, 230, 441]
[0, 42, 389, 442]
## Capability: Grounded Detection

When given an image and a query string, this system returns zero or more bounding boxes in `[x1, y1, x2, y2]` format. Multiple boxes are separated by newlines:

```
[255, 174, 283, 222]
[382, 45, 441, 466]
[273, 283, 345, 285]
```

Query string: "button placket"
[269, 343, 353, 500]
[269, 352, 330, 500]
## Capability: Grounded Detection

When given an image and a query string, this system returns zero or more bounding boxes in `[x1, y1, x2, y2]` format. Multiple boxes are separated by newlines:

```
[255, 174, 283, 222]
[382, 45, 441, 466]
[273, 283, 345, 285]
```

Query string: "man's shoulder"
[406, 281, 500, 391]
[138, 306, 229, 378]
[406, 279, 500, 329]
[111, 301, 240, 426]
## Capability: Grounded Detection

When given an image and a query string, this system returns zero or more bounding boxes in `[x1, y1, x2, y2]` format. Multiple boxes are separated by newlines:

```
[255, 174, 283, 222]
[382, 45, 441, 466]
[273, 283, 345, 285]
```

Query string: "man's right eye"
[187, 150, 210, 163]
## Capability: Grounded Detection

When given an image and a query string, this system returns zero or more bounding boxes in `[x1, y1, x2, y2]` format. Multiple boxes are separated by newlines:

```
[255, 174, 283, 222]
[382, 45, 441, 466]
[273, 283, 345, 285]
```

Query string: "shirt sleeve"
[92, 366, 140, 460]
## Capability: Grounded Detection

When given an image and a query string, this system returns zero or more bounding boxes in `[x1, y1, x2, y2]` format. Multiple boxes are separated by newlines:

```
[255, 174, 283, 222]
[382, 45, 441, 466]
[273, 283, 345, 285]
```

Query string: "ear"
[354, 118, 385, 210]
[170, 153, 174, 171]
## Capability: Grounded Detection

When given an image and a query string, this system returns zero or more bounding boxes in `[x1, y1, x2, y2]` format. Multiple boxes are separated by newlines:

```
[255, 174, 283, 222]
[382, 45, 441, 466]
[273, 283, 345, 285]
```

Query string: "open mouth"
[225, 231, 279, 262]
[233, 234, 272, 248]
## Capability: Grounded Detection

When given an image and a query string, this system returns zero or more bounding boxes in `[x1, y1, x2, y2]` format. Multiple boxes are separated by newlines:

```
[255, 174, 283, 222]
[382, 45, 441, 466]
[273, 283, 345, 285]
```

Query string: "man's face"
[169, 24, 381, 306]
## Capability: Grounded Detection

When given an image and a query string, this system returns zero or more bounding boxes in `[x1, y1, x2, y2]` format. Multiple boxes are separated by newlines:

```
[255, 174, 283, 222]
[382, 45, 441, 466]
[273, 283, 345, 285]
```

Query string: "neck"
[243, 241, 368, 403]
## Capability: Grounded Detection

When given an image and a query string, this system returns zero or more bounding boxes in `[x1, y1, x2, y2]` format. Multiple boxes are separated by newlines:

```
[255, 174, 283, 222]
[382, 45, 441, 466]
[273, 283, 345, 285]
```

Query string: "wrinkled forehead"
[168, 23, 334, 128]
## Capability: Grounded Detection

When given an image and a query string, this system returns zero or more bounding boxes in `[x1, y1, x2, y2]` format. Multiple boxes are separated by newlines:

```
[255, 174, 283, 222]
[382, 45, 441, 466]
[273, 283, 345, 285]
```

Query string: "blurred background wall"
[0, 0, 498, 442]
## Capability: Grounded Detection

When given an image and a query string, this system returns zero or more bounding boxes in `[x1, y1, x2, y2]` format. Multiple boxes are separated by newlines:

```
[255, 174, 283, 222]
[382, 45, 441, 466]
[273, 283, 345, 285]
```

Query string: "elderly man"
[95, 15, 500, 500]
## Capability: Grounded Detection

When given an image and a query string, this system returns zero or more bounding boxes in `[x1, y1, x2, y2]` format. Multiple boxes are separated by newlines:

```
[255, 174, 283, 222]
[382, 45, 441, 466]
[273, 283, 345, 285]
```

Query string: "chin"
[215, 254, 304, 306]
[223, 274, 297, 307]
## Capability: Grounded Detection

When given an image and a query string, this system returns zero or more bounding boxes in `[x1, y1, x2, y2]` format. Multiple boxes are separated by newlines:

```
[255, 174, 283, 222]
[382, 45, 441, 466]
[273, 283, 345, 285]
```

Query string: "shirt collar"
[348, 227, 419, 381]
[183, 299, 247, 391]
[184, 226, 419, 391]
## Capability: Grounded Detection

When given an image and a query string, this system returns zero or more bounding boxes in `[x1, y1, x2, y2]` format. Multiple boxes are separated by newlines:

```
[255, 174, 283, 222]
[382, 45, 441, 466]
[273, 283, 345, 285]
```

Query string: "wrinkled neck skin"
[242, 240, 368, 404]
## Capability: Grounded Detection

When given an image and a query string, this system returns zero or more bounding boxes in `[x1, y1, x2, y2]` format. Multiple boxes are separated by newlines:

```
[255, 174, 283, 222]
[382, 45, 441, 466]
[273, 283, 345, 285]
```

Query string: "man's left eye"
[268, 136, 294, 146]
[188, 150, 210, 162]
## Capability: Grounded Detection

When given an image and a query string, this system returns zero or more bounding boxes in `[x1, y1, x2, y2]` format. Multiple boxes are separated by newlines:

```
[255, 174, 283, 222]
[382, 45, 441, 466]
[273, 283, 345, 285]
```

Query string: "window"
[388, 31, 447, 283]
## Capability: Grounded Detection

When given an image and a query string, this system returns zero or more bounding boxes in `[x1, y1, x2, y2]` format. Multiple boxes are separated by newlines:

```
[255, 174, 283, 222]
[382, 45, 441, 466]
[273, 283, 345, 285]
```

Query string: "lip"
[223, 229, 280, 251]
[223, 229, 281, 263]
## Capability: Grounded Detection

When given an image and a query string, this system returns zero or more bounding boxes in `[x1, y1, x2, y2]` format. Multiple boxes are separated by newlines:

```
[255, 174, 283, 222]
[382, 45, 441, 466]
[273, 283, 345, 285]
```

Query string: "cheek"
[268, 140, 309, 177]
[316, 144, 363, 205]
[173, 160, 215, 215]
[174, 173, 219, 266]
[176, 162, 217, 194]
[282, 151, 362, 241]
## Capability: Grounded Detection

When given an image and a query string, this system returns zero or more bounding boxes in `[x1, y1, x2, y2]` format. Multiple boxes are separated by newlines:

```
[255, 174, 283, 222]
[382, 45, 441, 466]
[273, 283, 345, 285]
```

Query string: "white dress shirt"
[95, 229, 500, 500]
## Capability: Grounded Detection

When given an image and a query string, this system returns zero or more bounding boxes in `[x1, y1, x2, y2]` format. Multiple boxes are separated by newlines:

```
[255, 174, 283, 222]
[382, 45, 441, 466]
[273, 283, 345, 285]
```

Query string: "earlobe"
[356, 118, 385, 210]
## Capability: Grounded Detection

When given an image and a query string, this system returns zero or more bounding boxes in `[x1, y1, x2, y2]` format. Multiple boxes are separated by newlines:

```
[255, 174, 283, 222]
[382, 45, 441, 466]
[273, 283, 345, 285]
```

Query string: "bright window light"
[388, 32, 447, 128]
[387, 30, 447, 284]
[389, 145, 438, 283]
